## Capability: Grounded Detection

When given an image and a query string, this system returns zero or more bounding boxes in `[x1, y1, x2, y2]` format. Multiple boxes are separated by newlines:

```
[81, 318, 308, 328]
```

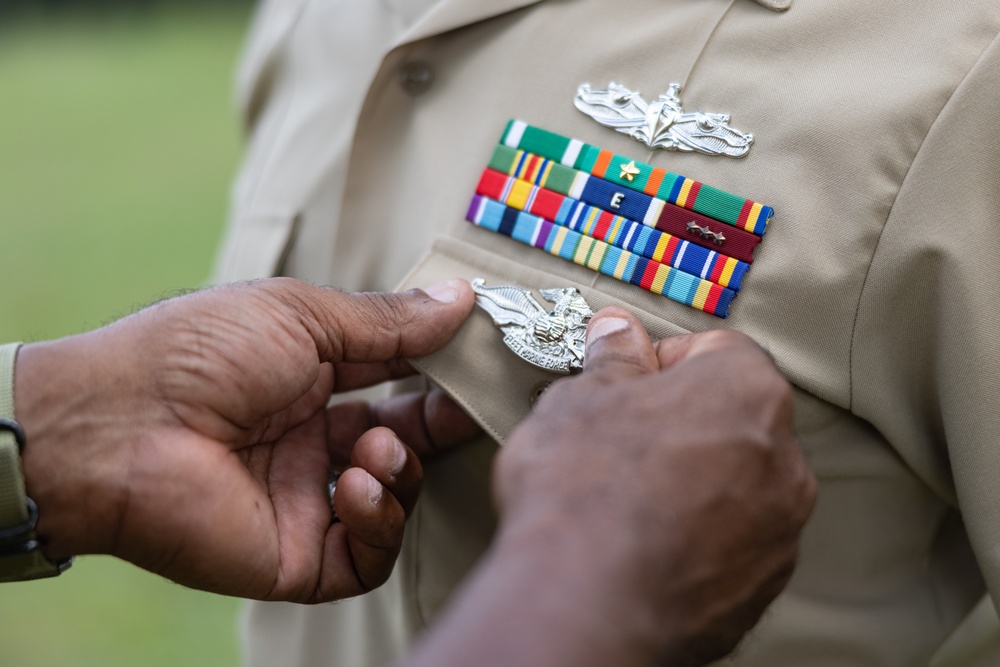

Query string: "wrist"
[408, 511, 670, 667]
[14, 333, 135, 558]
[492, 499, 727, 667]
[499, 515, 669, 663]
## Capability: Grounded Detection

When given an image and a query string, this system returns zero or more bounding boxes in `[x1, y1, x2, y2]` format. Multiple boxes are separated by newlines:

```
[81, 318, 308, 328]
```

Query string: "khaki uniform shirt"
[214, 1, 1000, 665]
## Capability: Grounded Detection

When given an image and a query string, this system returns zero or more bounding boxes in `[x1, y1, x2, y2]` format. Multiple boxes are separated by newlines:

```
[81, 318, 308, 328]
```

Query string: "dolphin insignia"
[574, 82, 754, 158]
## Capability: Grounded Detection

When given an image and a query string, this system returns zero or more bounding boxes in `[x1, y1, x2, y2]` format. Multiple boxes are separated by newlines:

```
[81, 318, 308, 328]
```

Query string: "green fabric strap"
[0, 343, 27, 529]
[0, 342, 65, 582]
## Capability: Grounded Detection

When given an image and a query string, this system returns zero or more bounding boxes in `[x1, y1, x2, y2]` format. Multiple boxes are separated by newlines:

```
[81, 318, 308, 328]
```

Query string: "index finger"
[653, 329, 774, 371]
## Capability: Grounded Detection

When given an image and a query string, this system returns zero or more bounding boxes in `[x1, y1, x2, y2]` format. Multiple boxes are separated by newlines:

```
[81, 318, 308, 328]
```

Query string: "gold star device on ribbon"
[619, 160, 641, 182]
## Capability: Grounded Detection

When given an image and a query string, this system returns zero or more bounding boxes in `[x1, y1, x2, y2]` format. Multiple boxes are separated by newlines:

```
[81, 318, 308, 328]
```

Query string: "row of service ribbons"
[466, 120, 774, 318]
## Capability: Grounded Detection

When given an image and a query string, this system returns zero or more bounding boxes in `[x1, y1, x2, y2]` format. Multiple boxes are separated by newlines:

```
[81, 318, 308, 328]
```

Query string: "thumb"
[268, 278, 476, 364]
[582, 306, 658, 378]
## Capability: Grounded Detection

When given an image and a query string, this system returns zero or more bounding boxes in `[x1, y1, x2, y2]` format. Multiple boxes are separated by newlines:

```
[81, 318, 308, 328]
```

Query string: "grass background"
[0, 6, 253, 666]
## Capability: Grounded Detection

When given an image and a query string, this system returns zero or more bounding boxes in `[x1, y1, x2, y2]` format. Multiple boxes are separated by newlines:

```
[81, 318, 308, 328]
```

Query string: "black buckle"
[0, 496, 70, 571]
[0, 417, 25, 452]
[0, 419, 71, 572]
[0, 418, 40, 556]
[0, 497, 39, 556]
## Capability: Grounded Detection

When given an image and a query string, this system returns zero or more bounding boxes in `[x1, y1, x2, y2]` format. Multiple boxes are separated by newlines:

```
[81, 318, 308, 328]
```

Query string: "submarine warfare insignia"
[574, 82, 754, 158]
[471, 278, 594, 374]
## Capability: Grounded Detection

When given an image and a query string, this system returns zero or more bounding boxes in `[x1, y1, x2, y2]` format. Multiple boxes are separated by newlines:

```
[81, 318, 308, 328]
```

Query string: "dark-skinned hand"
[405, 307, 816, 667]
[14, 277, 480, 603]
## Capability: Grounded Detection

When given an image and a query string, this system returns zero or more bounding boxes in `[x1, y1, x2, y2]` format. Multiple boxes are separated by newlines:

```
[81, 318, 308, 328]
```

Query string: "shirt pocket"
[211, 212, 299, 283]
[398, 233, 692, 442]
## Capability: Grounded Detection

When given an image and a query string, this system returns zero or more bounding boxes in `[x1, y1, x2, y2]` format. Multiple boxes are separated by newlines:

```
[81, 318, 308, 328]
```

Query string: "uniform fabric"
[214, 0, 1000, 665]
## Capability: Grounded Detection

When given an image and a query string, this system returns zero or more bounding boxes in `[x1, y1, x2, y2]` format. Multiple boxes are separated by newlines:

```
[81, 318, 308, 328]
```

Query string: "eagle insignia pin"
[472, 278, 594, 374]
[574, 82, 754, 158]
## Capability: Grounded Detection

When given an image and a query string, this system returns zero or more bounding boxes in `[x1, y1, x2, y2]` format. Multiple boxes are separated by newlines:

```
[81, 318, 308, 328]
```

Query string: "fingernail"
[424, 279, 459, 304]
[587, 317, 630, 346]
[367, 475, 384, 507]
[388, 438, 407, 481]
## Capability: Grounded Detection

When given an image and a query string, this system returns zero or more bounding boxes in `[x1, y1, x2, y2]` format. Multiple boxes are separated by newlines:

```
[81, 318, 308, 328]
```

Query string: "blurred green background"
[0, 2, 255, 666]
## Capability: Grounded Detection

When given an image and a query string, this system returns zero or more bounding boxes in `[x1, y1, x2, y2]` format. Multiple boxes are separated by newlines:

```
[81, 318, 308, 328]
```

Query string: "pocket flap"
[397, 234, 690, 442]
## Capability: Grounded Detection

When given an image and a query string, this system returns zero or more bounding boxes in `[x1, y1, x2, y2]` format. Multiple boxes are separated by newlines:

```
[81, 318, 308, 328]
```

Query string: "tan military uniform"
[214, 0, 1000, 665]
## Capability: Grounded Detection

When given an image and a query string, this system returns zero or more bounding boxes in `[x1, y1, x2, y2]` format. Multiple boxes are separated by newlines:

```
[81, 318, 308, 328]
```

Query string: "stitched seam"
[242, 0, 309, 215]
[635, 0, 737, 166]
[410, 357, 503, 443]
[847, 29, 1000, 412]
[682, 0, 739, 90]
[430, 235, 695, 335]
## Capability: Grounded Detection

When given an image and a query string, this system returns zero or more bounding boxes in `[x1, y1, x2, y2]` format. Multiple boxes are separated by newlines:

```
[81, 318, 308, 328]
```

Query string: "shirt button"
[529, 381, 553, 409]
[398, 62, 434, 96]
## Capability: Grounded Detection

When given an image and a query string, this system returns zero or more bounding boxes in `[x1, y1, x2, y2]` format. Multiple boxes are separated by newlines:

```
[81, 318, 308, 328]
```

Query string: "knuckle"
[796, 468, 820, 522]
[770, 545, 801, 588]
[360, 522, 404, 563]
[402, 458, 424, 490]
[766, 369, 794, 404]
[357, 291, 411, 325]
[345, 293, 413, 358]
[748, 372, 794, 431]
[532, 375, 574, 407]
[584, 355, 646, 379]
[256, 277, 314, 313]
[360, 559, 396, 592]
[536, 374, 604, 417]
[774, 471, 817, 536]
[739, 422, 780, 457]
[700, 327, 752, 349]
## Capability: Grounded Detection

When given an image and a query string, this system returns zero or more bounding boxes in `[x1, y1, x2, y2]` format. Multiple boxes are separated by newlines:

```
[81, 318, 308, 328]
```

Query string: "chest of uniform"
[344, 0, 995, 404]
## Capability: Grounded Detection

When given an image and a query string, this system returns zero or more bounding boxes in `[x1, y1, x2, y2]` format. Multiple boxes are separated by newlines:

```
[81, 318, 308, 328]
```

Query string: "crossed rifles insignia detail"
[574, 82, 754, 158]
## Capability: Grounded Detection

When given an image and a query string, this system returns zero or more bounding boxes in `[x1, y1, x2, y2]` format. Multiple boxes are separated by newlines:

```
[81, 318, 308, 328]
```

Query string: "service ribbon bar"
[476, 168, 748, 291]
[501, 120, 773, 235]
[467, 194, 735, 318]
[489, 144, 761, 264]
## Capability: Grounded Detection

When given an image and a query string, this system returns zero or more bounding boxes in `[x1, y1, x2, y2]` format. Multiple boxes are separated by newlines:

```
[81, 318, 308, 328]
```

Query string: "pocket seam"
[422, 233, 694, 337]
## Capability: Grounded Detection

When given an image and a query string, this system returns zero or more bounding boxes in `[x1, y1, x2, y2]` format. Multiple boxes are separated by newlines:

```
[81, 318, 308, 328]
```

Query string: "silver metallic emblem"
[574, 82, 754, 158]
[472, 278, 595, 374]
[327, 470, 341, 524]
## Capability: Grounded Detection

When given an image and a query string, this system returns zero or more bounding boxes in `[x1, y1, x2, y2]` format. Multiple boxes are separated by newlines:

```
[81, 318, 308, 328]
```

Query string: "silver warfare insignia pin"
[472, 279, 595, 374]
[574, 82, 754, 158]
